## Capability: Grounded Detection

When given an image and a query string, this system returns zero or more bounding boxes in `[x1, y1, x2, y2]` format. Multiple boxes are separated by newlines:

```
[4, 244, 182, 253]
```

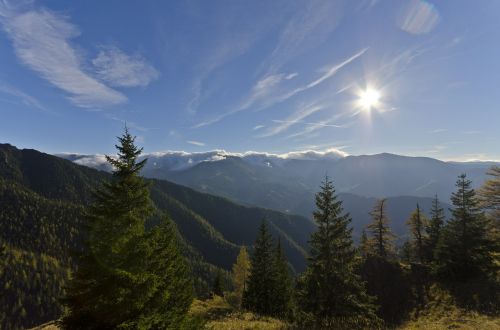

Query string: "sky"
[0, 0, 499, 161]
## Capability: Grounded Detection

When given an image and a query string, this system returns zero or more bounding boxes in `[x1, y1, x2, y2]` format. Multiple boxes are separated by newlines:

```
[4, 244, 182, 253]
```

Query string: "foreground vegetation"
[4, 130, 499, 329]
[190, 297, 287, 330]
[30, 295, 500, 330]
[400, 285, 500, 330]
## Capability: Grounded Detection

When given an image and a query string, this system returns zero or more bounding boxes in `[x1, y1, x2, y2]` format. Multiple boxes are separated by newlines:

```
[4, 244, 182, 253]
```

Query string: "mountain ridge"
[0, 142, 318, 329]
[58, 150, 491, 223]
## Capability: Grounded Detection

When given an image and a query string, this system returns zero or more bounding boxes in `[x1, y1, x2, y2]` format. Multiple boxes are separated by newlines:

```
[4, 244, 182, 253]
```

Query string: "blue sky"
[0, 0, 498, 161]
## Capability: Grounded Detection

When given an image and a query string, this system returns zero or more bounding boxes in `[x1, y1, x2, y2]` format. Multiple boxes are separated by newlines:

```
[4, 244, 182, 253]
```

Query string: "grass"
[400, 284, 500, 330]
[401, 310, 500, 329]
[205, 312, 288, 330]
[190, 296, 289, 329]
[30, 287, 500, 329]
[27, 321, 59, 330]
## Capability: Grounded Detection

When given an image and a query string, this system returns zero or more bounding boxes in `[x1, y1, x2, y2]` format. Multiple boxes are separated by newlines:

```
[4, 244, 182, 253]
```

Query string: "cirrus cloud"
[0, 2, 158, 109]
[92, 46, 159, 88]
[1, 8, 126, 108]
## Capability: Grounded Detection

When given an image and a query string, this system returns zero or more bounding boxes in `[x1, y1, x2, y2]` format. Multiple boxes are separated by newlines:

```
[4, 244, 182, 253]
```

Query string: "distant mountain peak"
[56, 148, 348, 172]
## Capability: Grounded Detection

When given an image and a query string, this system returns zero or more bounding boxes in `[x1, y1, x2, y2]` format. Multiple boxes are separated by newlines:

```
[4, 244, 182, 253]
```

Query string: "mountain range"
[0, 143, 313, 329]
[2, 143, 496, 329]
[60, 150, 495, 223]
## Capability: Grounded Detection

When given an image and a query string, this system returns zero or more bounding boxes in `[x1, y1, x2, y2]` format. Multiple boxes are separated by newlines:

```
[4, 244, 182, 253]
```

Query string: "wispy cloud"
[186, 34, 258, 114]
[1, 3, 157, 109]
[0, 7, 127, 108]
[258, 103, 322, 138]
[285, 119, 350, 139]
[186, 140, 205, 146]
[253, 125, 265, 130]
[262, 1, 344, 74]
[193, 48, 367, 129]
[254, 72, 297, 94]
[253, 48, 368, 113]
[0, 82, 46, 112]
[430, 128, 447, 133]
[272, 119, 344, 129]
[293, 48, 368, 94]
[272, 108, 353, 140]
[235, 71, 299, 113]
[377, 44, 433, 79]
[92, 46, 159, 88]
[398, 0, 440, 35]
[106, 115, 157, 132]
[463, 130, 482, 135]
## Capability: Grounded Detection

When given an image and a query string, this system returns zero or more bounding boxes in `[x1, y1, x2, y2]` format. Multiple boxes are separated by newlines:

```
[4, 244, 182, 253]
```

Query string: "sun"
[358, 88, 381, 110]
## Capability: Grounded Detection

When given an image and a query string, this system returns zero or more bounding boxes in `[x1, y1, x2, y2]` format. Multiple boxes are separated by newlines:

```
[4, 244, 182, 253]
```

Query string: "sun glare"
[358, 88, 381, 110]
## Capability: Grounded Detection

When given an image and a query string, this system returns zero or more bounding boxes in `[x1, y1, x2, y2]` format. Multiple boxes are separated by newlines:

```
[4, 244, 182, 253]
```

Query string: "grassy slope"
[400, 285, 500, 330]
[190, 297, 288, 330]
[28, 286, 500, 330]
[401, 311, 500, 330]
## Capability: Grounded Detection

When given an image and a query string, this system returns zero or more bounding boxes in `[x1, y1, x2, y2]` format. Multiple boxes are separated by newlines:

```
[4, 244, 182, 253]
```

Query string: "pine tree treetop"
[106, 127, 148, 179]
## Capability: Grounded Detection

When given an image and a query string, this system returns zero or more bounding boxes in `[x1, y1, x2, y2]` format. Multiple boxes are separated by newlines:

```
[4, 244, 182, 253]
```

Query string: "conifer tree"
[243, 221, 275, 315]
[406, 204, 427, 263]
[141, 216, 194, 327]
[478, 166, 500, 257]
[479, 165, 500, 221]
[435, 174, 497, 281]
[424, 195, 445, 262]
[212, 269, 225, 297]
[61, 128, 193, 329]
[271, 238, 293, 318]
[367, 198, 395, 259]
[298, 177, 378, 327]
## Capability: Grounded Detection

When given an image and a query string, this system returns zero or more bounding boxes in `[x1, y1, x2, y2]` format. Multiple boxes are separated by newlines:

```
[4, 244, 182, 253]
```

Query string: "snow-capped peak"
[57, 148, 347, 172]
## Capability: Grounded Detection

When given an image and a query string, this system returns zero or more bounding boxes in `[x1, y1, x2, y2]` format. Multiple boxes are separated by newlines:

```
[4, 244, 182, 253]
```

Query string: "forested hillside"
[62, 152, 458, 238]
[0, 180, 80, 329]
[0, 143, 313, 329]
[2, 140, 498, 329]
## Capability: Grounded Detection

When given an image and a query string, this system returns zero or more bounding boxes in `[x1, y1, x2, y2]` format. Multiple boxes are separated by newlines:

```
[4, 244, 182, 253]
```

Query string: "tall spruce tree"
[61, 128, 193, 329]
[243, 221, 275, 315]
[271, 238, 293, 318]
[406, 204, 428, 263]
[435, 174, 497, 281]
[298, 177, 378, 327]
[367, 198, 395, 259]
[424, 195, 445, 262]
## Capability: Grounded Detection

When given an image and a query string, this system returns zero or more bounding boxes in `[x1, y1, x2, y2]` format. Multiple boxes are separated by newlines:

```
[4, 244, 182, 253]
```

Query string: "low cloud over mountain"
[58, 150, 497, 220]
[57, 148, 348, 172]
